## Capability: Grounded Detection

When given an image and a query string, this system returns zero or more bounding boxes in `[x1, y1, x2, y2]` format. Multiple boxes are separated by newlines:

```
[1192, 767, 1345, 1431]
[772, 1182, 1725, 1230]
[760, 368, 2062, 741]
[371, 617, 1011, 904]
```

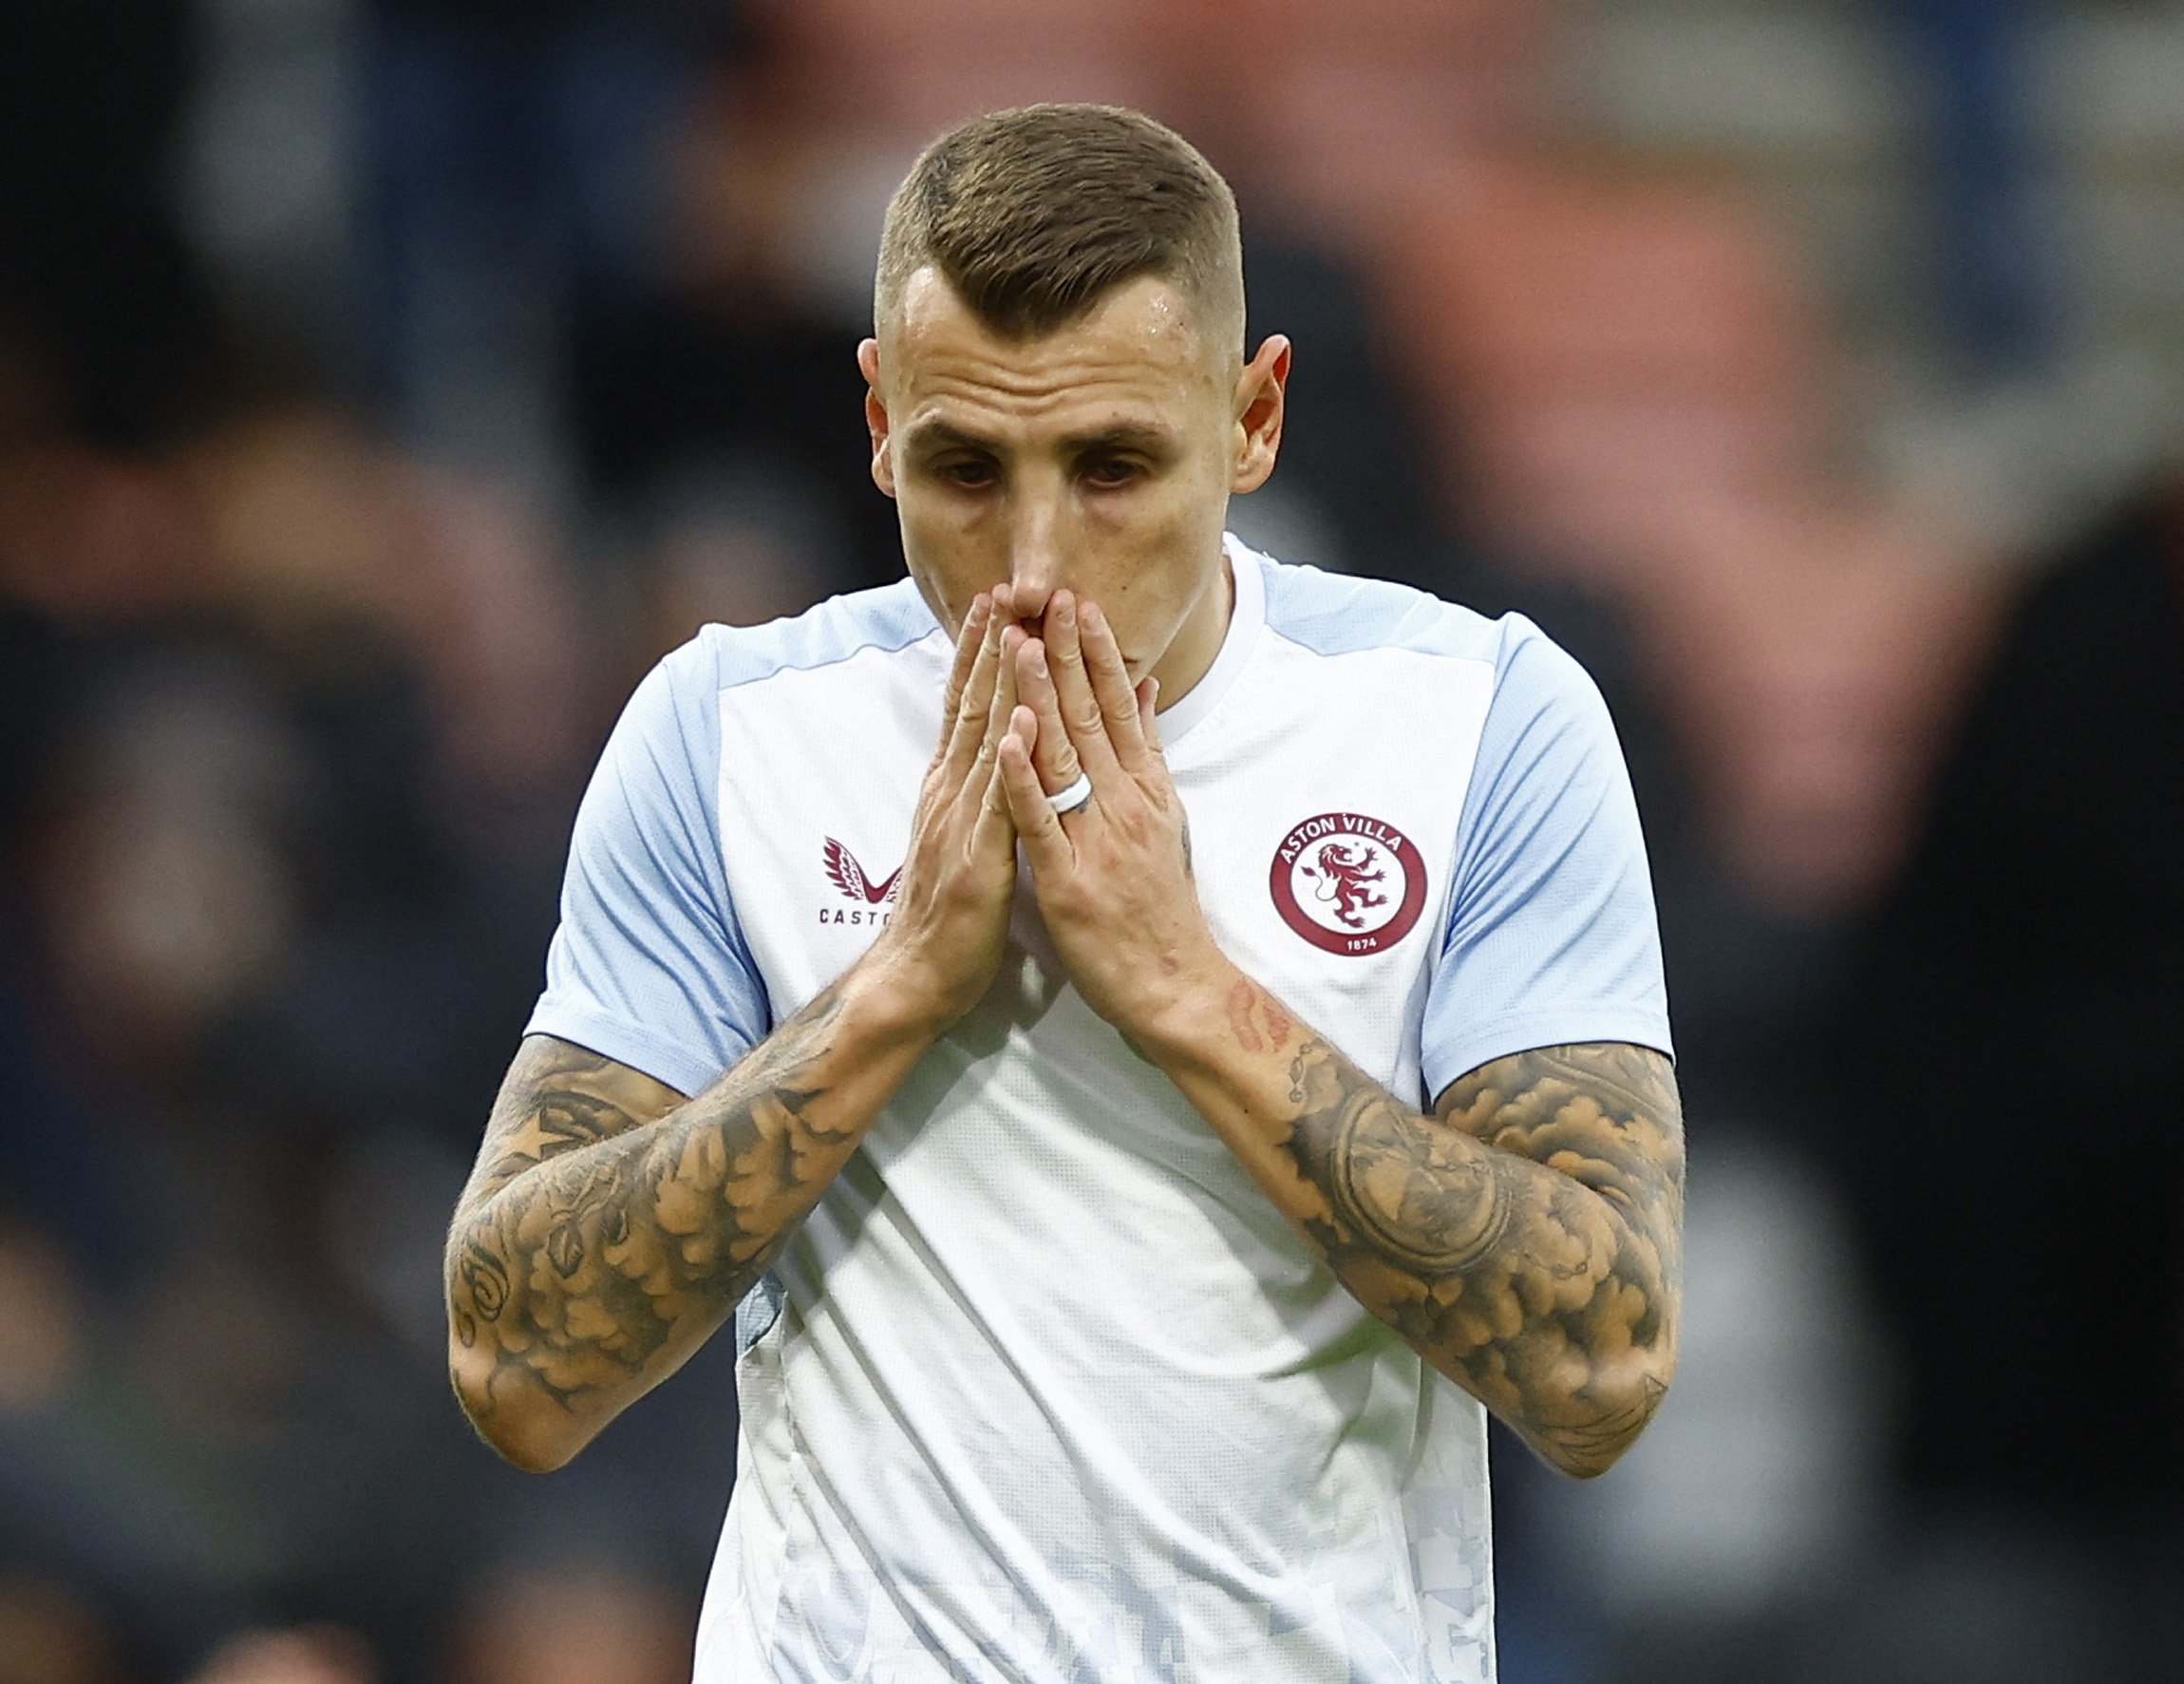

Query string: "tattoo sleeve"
[1162, 980, 1684, 1477]
[444, 982, 912, 1467]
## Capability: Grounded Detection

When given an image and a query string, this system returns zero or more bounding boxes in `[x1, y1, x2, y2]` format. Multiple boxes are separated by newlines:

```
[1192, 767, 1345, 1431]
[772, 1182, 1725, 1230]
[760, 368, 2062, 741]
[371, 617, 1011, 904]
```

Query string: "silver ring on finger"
[1046, 771, 1095, 816]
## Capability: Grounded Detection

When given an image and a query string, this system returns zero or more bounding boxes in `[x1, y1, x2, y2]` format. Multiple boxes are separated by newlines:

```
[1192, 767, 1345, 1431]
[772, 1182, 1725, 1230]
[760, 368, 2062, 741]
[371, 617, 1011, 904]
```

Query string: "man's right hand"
[446, 595, 1028, 1472]
[858, 591, 1024, 1032]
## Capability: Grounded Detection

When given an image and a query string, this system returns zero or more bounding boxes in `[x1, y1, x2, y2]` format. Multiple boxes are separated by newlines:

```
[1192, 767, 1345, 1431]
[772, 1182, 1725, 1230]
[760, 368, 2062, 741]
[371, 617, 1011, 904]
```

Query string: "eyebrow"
[902, 418, 1178, 458]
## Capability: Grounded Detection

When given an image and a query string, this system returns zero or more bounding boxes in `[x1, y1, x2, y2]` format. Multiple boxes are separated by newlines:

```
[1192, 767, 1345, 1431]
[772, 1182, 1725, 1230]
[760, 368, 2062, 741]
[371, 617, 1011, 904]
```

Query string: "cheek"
[1091, 495, 1227, 650]
[895, 489, 1004, 616]
[1101, 463, 1226, 555]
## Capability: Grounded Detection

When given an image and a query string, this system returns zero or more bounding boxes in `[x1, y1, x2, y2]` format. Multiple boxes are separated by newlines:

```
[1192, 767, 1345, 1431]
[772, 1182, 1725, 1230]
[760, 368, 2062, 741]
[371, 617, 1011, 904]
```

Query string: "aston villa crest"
[1270, 813, 1427, 956]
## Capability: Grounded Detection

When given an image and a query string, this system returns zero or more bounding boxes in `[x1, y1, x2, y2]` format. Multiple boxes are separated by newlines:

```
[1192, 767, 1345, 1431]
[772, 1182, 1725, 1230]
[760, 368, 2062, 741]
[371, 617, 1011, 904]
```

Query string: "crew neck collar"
[1154, 533, 1265, 751]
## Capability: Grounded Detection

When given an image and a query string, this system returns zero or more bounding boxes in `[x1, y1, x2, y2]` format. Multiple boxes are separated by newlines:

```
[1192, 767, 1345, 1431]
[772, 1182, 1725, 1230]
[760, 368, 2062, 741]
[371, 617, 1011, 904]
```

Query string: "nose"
[1002, 492, 1062, 625]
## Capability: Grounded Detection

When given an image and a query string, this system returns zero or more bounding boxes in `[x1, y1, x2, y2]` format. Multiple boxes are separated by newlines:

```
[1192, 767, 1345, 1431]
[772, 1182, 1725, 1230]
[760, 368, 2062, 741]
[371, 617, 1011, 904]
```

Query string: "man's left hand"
[996, 591, 1225, 1038]
[997, 595, 1684, 1483]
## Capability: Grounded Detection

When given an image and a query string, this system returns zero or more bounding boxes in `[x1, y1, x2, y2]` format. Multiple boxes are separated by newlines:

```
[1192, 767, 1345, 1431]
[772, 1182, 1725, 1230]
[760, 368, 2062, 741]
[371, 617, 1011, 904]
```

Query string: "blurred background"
[1, 1, 2180, 1679]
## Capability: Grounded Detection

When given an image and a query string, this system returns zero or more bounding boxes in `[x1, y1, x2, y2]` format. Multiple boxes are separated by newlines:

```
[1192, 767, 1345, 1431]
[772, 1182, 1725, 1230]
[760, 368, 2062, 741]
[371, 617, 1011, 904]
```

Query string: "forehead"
[882, 269, 1225, 433]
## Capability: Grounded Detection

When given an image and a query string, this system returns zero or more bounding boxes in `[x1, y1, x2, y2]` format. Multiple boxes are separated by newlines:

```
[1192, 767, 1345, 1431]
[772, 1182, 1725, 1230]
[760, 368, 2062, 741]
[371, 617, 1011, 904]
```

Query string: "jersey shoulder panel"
[642, 576, 939, 777]
[1258, 558, 1509, 666]
[696, 577, 938, 694]
[1422, 603, 1673, 1093]
[525, 580, 937, 1096]
[1257, 558, 1596, 739]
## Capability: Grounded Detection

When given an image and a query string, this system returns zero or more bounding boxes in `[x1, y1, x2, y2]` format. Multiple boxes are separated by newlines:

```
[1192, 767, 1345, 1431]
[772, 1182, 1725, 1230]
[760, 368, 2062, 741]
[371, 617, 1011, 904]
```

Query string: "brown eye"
[1083, 456, 1142, 488]
[941, 459, 995, 489]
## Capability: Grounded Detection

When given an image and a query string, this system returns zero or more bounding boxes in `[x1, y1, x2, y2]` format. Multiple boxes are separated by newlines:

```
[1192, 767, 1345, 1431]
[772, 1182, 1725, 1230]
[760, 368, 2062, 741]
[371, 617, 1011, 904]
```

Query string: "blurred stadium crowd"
[0, 1, 2179, 1680]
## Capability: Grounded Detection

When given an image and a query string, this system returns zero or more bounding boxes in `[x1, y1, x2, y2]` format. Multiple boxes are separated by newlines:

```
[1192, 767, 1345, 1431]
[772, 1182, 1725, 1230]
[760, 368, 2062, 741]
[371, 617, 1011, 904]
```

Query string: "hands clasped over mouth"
[875, 582, 1214, 1045]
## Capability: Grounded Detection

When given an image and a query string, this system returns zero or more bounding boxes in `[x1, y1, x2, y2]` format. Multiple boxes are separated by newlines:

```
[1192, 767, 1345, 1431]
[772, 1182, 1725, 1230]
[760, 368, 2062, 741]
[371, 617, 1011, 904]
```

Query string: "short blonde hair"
[875, 104, 1245, 352]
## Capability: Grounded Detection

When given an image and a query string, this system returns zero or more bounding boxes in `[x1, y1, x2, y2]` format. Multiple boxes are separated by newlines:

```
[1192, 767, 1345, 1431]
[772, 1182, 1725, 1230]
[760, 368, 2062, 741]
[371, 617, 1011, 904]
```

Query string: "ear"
[858, 338, 896, 498]
[1231, 334, 1290, 495]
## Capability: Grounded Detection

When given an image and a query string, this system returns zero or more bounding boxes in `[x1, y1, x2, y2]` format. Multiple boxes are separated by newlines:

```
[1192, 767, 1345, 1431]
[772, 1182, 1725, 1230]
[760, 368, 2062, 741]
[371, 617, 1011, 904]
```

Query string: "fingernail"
[1055, 596, 1075, 628]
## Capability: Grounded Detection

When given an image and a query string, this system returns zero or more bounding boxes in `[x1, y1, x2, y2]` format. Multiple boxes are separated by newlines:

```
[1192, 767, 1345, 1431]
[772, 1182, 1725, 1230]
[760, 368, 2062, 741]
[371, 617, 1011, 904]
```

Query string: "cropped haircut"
[875, 104, 1245, 354]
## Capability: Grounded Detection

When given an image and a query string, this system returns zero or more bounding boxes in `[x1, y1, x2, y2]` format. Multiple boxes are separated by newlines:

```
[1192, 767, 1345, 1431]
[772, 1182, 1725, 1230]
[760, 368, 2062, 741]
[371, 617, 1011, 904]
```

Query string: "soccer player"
[445, 105, 1684, 1684]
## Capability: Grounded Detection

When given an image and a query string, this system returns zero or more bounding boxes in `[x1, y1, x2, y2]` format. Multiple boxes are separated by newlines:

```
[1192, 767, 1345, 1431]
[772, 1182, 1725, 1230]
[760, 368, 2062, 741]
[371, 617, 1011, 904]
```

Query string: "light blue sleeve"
[1419, 620, 1673, 1101]
[525, 632, 771, 1097]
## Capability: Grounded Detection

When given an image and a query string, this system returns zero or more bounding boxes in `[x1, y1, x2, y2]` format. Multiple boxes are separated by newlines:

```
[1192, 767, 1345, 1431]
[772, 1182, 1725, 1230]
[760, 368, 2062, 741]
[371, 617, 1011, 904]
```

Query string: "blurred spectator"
[0, 1574, 125, 1684]
[624, 457, 859, 662]
[574, 57, 907, 603]
[1822, 477, 2184, 1522]
[446, 1566, 688, 1684]
[1882, 0, 2063, 381]
[0, 0, 217, 448]
[1232, 240, 1447, 588]
[0, 1222, 90, 1417]
[1811, 475, 2184, 1681]
[180, 0, 362, 386]
[354, 0, 713, 492]
[186, 1627, 377, 1684]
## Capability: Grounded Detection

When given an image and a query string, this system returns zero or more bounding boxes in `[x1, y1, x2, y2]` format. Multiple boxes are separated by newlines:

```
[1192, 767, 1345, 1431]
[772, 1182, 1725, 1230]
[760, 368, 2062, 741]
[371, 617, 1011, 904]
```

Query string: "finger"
[1013, 638, 1084, 795]
[970, 749, 1021, 865]
[998, 731, 1072, 875]
[1080, 599, 1151, 774]
[990, 624, 1024, 747]
[937, 597, 1006, 788]
[936, 593, 989, 729]
[964, 642, 1024, 859]
[1041, 592, 1125, 787]
[966, 624, 1024, 797]
[1137, 676, 1160, 753]
[1005, 702, 1050, 807]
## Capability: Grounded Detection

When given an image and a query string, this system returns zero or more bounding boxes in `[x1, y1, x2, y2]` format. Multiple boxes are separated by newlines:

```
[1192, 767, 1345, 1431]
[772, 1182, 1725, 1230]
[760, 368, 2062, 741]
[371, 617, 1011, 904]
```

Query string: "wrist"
[843, 932, 978, 1047]
[1113, 941, 1239, 1068]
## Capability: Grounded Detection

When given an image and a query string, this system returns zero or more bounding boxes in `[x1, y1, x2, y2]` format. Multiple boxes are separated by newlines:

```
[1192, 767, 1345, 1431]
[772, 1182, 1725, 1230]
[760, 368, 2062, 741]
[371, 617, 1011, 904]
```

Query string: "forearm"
[1137, 963, 1683, 1477]
[445, 964, 941, 1469]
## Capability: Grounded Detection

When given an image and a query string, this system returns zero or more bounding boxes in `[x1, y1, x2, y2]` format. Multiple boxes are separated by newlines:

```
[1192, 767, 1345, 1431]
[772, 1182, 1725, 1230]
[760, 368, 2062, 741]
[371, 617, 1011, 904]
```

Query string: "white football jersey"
[529, 538, 1672, 1684]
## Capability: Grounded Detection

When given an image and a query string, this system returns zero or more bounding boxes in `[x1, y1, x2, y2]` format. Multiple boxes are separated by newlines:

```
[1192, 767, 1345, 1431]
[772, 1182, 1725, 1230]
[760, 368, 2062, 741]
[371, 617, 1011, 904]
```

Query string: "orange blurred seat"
[1364, 158, 2003, 909]
[1176, 0, 1557, 226]
[745, 0, 1168, 145]
[1367, 161, 1828, 574]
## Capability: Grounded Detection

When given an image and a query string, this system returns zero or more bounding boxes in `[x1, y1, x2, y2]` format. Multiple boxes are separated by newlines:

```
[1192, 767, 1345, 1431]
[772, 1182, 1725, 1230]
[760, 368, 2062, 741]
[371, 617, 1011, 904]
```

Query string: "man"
[445, 105, 1683, 1684]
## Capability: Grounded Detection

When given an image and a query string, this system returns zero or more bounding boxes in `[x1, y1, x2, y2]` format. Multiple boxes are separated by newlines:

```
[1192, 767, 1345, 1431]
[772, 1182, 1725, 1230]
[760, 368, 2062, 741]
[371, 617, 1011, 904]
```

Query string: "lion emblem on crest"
[1299, 841, 1390, 928]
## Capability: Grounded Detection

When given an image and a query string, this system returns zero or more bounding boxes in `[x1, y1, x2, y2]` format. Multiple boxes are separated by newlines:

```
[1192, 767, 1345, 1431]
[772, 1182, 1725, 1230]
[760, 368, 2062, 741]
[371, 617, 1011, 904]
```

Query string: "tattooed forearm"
[1158, 974, 1685, 1476]
[1280, 1037, 1684, 1475]
[460, 1041, 673, 1213]
[444, 984, 896, 1468]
